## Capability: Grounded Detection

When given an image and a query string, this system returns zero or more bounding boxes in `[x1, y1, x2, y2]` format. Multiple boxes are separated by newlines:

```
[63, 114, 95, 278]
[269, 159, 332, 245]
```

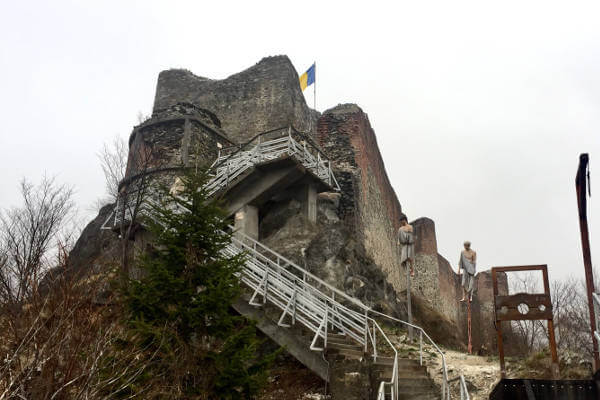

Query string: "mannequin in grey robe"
[458, 241, 476, 301]
[397, 214, 415, 276]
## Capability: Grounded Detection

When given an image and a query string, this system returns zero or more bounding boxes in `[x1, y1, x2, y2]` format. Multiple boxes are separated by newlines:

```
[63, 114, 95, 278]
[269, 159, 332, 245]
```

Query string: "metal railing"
[223, 227, 397, 397]
[593, 292, 600, 344]
[205, 127, 340, 197]
[448, 375, 471, 400]
[368, 308, 451, 400]
[103, 126, 340, 230]
[101, 125, 452, 399]
[224, 227, 453, 400]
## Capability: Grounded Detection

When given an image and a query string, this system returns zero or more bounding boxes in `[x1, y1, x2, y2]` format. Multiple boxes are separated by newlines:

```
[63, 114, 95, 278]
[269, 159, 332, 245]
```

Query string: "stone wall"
[153, 56, 315, 144]
[413, 217, 509, 353]
[122, 103, 232, 191]
[67, 55, 509, 352]
[316, 104, 404, 292]
[316, 104, 507, 352]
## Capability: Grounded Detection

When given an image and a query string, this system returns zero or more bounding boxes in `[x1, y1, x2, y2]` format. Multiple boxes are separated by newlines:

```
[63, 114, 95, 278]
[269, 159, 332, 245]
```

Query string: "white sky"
[0, 0, 598, 282]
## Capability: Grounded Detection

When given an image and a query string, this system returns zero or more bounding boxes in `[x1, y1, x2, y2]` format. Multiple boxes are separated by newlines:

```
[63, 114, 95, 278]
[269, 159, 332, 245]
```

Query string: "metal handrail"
[370, 318, 398, 400]
[229, 227, 452, 399]
[228, 226, 368, 311]
[368, 308, 450, 400]
[593, 292, 600, 344]
[225, 237, 367, 341]
[448, 375, 470, 400]
[224, 228, 400, 397]
[205, 128, 340, 197]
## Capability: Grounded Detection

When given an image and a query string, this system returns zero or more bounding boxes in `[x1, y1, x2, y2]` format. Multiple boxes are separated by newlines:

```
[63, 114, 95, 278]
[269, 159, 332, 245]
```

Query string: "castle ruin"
[70, 55, 508, 398]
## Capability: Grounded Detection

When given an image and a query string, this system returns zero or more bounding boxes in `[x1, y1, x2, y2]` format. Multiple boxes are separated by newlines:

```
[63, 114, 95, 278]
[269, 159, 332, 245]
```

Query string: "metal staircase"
[103, 125, 472, 399]
[205, 127, 340, 197]
[223, 227, 452, 400]
[104, 127, 340, 230]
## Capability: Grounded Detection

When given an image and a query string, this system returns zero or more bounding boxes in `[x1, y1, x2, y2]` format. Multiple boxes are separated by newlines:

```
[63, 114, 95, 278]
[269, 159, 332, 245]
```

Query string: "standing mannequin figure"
[398, 214, 415, 277]
[458, 241, 476, 302]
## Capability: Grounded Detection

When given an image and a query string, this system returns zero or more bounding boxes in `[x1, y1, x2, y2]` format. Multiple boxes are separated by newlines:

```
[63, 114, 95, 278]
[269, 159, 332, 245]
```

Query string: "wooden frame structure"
[492, 265, 559, 379]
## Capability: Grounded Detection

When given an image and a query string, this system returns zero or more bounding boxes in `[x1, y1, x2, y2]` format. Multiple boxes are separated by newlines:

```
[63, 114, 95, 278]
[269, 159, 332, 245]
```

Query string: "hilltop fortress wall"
[69, 55, 506, 352]
[314, 103, 507, 350]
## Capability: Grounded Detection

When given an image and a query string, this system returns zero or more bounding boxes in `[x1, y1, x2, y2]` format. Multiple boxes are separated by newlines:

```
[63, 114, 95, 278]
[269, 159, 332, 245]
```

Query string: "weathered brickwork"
[317, 104, 507, 352]
[412, 218, 443, 307]
[415, 218, 509, 352]
[317, 104, 404, 294]
[153, 56, 316, 144]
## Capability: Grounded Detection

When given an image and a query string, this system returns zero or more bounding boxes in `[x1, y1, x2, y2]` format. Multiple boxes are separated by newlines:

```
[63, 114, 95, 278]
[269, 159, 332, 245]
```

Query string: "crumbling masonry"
[73, 55, 508, 359]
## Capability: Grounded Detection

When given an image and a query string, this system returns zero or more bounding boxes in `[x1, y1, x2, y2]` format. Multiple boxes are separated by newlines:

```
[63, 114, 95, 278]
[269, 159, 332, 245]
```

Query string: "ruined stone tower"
[73, 55, 507, 356]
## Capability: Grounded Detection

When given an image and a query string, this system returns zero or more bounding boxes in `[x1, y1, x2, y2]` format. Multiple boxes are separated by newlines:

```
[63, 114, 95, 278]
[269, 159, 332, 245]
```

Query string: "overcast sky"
[1, 1, 598, 282]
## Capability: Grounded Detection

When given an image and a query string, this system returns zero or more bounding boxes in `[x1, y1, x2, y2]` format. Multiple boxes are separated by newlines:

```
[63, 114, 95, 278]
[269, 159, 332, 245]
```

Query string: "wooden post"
[542, 266, 560, 378]
[467, 298, 472, 354]
[575, 153, 600, 371]
[492, 268, 506, 377]
[407, 260, 413, 341]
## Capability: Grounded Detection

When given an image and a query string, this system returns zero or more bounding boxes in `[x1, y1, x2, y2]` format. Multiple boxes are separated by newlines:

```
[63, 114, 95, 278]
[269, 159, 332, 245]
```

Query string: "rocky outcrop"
[66, 203, 120, 275]
[153, 56, 316, 143]
[260, 192, 404, 318]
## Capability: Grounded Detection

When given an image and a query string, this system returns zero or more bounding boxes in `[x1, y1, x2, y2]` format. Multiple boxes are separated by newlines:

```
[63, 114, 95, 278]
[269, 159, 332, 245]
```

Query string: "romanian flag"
[299, 63, 315, 91]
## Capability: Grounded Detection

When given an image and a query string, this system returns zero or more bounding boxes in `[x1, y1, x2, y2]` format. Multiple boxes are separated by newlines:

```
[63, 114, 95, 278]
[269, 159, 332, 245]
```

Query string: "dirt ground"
[257, 354, 328, 400]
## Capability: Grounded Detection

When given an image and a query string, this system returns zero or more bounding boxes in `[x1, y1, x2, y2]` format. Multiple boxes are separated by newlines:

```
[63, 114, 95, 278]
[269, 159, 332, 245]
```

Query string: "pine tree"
[119, 170, 277, 399]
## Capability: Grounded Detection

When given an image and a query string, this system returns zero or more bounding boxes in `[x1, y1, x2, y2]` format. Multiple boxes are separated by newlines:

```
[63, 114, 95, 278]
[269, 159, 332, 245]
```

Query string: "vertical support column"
[181, 118, 191, 166]
[301, 184, 317, 223]
[492, 268, 506, 378]
[543, 266, 560, 379]
[234, 205, 259, 241]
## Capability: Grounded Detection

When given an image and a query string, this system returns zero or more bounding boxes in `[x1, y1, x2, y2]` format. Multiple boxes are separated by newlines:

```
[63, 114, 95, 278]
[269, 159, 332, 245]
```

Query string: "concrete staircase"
[325, 333, 440, 399]
[373, 357, 439, 400]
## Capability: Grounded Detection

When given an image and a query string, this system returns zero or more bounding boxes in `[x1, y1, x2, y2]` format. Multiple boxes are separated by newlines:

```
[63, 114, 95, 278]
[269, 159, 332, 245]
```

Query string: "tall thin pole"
[576, 153, 599, 371]
[407, 260, 413, 341]
[313, 62, 316, 112]
[467, 299, 472, 354]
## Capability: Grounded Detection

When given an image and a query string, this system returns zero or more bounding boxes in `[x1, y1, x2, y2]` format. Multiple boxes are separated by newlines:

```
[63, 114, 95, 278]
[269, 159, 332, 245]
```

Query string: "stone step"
[373, 356, 421, 367]
[372, 362, 427, 373]
[327, 338, 356, 347]
[397, 377, 435, 388]
[377, 368, 429, 380]
[333, 347, 365, 360]
[379, 386, 438, 400]
[327, 341, 363, 351]
[397, 394, 439, 400]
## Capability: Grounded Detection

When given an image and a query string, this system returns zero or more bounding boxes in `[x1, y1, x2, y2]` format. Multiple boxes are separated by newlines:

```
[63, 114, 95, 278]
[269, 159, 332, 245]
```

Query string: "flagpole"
[313, 61, 316, 112]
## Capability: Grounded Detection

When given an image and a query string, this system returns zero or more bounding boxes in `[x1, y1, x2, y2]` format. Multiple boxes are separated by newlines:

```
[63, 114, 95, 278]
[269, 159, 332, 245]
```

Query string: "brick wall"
[317, 104, 507, 352]
[317, 104, 403, 291]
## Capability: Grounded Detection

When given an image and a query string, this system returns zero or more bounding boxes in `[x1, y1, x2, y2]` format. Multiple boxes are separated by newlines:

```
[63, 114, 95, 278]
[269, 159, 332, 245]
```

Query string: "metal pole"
[419, 330, 423, 365]
[492, 268, 506, 377]
[576, 153, 599, 371]
[313, 61, 316, 112]
[407, 260, 413, 341]
[467, 298, 472, 354]
[364, 309, 368, 352]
